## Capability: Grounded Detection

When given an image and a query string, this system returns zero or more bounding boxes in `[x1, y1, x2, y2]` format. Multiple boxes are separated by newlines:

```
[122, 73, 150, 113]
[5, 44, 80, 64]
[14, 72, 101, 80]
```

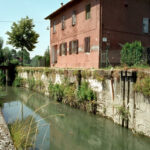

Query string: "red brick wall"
[50, 0, 100, 68]
[102, 0, 150, 64]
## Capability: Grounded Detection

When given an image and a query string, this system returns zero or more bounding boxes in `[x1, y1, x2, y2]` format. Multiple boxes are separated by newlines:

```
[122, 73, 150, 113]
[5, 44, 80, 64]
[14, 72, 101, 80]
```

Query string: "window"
[52, 46, 57, 64]
[69, 40, 78, 54]
[84, 37, 90, 53]
[143, 18, 150, 33]
[62, 16, 65, 30]
[60, 43, 67, 56]
[53, 21, 56, 33]
[85, 4, 91, 20]
[72, 11, 76, 26]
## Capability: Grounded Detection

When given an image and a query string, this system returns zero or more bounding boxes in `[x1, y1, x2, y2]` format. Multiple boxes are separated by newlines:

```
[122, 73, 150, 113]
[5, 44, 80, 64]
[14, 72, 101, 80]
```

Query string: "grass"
[134, 75, 150, 97]
[8, 101, 65, 150]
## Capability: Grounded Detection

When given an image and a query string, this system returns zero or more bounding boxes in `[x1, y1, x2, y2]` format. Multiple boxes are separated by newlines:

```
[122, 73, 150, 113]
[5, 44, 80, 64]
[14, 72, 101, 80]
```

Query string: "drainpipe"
[99, 0, 103, 68]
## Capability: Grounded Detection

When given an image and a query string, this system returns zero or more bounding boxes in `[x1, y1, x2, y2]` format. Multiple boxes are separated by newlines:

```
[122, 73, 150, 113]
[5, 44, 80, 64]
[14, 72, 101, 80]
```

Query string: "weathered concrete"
[17, 67, 150, 137]
[0, 109, 15, 150]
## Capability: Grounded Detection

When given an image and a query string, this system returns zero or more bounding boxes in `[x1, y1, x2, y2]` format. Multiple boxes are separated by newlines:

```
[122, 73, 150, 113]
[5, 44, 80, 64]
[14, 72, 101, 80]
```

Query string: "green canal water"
[1, 87, 150, 150]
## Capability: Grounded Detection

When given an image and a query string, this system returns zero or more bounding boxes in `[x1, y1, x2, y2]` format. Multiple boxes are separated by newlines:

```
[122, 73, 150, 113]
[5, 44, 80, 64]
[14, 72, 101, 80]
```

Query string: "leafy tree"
[6, 16, 39, 65]
[0, 37, 4, 64]
[0, 37, 3, 50]
[17, 50, 30, 65]
[121, 41, 144, 66]
[44, 47, 50, 67]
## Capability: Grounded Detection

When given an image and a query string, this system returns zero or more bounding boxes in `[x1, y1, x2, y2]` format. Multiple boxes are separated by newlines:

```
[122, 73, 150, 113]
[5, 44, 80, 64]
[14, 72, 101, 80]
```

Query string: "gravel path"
[0, 110, 15, 150]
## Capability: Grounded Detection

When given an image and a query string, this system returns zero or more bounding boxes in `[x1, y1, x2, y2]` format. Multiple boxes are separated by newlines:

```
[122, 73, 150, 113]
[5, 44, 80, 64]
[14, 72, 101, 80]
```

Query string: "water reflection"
[1, 87, 150, 150]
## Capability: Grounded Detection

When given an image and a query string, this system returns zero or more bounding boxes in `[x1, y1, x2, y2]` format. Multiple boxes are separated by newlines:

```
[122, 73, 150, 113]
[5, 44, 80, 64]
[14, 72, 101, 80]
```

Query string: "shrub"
[64, 84, 76, 102]
[76, 81, 97, 102]
[121, 41, 144, 66]
[49, 82, 64, 102]
[117, 106, 130, 121]
[13, 77, 24, 87]
[0, 70, 5, 86]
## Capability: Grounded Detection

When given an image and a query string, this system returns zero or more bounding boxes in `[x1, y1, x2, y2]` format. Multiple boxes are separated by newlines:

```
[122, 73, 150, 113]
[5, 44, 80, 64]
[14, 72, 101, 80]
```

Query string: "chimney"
[61, 3, 63, 7]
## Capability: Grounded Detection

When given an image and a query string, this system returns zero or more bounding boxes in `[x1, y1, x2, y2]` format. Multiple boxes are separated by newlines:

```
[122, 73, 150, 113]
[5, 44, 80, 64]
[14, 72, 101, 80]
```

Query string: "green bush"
[13, 77, 24, 87]
[49, 82, 64, 102]
[76, 81, 97, 102]
[0, 71, 5, 86]
[121, 41, 144, 66]
[117, 106, 130, 121]
[64, 84, 76, 102]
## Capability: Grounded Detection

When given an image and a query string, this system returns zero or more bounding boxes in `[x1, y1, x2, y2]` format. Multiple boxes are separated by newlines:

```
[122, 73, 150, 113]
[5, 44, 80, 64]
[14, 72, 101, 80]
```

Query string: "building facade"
[46, 0, 150, 68]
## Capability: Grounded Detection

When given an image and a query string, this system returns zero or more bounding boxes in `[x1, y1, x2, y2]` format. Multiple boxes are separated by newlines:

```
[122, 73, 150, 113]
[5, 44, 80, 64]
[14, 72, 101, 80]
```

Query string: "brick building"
[45, 0, 150, 68]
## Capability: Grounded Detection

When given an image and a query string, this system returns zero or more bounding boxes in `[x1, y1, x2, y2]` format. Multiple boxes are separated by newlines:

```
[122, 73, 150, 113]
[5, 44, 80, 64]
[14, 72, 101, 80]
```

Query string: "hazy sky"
[0, 0, 69, 58]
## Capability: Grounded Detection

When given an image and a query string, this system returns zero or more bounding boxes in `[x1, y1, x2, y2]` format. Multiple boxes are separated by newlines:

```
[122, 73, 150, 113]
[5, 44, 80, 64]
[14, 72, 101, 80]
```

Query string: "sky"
[0, 0, 69, 58]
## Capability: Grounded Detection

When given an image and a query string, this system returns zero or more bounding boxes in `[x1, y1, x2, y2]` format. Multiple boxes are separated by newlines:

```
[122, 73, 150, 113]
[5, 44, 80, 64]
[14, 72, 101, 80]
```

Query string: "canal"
[1, 87, 150, 150]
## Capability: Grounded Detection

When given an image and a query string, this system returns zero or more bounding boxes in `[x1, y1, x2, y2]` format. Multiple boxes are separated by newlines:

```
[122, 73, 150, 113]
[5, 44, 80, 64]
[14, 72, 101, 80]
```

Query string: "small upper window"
[85, 4, 91, 20]
[143, 18, 150, 33]
[53, 21, 56, 33]
[72, 11, 76, 26]
[62, 16, 65, 30]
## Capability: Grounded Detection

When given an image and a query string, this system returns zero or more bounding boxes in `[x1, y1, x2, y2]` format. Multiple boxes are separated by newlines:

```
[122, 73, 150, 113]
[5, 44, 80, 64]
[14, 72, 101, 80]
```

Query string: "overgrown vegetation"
[117, 106, 130, 121]
[0, 70, 5, 86]
[49, 82, 64, 102]
[121, 41, 144, 66]
[28, 78, 35, 90]
[9, 116, 37, 149]
[134, 73, 150, 97]
[48, 80, 97, 113]
[13, 77, 25, 87]
[76, 81, 97, 102]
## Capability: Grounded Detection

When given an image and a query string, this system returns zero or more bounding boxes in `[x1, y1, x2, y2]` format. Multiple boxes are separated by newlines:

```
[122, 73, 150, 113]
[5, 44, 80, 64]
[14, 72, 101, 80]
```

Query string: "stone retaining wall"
[17, 67, 150, 137]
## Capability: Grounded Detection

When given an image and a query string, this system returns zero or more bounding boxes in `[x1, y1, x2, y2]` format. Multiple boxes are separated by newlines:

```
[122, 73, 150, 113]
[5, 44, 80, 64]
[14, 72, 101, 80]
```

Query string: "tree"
[0, 37, 4, 64]
[121, 41, 144, 66]
[44, 46, 50, 67]
[0, 37, 3, 50]
[6, 16, 39, 65]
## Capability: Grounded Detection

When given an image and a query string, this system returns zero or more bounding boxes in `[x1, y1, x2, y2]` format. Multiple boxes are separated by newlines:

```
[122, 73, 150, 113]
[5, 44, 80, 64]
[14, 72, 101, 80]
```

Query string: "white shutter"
[143, 18, 149, 33]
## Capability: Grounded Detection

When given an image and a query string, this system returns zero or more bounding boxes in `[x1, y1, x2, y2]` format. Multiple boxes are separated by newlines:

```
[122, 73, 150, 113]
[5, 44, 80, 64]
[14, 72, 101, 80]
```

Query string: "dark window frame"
[69, 40, 79, 54]
[84, 37, 90, 53]
[62, 16, 65, 30]
[53, 21, 56, 33]
[85, 4, 91, 20]
[72, 10, 76, 26]
[60, 42, 67, 56]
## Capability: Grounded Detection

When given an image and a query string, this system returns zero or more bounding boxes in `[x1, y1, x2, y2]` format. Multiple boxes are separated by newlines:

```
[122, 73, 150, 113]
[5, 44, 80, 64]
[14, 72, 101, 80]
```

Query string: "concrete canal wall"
[16, 67, 150, 137]
[0, 109, 15, 150]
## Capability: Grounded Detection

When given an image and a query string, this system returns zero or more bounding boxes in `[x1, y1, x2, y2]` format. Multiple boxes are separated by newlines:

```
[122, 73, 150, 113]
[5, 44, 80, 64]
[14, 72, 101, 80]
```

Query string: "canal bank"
[16, 67, 150, 137]
[2, 87, 150, 150]
[0, 109, 15, 150]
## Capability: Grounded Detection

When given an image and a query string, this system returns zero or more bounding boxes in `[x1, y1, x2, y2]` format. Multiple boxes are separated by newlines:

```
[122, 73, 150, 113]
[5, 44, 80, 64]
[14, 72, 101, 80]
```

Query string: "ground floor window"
[69, 40, 78, 54]
[52, 45, 57, 64]
[59, 43, 67, 56]
[84, 37, 90, 53]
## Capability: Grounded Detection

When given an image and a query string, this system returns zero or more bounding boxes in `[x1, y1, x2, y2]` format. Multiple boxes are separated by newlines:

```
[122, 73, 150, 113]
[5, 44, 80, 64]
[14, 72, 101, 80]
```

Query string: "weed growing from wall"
[117, 106, 130, 121]
[76, 81, 97, 102]
[28, 78, 35, 90]
[134, 73, 150, 97]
